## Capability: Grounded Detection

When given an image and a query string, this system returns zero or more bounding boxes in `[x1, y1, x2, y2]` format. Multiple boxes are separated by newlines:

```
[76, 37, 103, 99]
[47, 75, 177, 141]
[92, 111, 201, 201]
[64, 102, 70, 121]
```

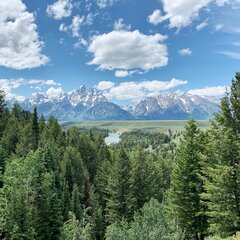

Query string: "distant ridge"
[123, 92, 219, 120]
[9, 86, 219, 120]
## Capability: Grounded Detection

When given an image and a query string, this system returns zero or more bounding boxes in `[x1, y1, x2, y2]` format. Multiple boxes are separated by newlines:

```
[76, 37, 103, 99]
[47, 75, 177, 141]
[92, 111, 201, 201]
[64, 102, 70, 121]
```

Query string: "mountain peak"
[126, 93, 219, 120]
[10, 88, 219, 121]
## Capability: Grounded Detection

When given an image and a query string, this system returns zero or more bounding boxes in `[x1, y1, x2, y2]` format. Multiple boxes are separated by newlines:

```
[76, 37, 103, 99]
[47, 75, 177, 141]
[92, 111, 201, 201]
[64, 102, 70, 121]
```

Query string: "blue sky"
[0, 0, 240, 104]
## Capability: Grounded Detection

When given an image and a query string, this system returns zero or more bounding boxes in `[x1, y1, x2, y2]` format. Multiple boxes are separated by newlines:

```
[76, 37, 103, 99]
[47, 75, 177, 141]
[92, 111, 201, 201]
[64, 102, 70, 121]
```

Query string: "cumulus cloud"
[179, 48, 192, 56]
[0, 0, 49, 70]
[153, 0, 234, 29]
[46, 87, 63, 98]
[148, 9, 165, 26]
[47, 0, 73, 20]
[99, 79, 187, 102]
[188, 86, 229, 96]
[0, 78, 60, 100]
[97, 81, 115, 90]
[196, 19, 208, 31]
[114, 18, 131, 31]
[60, 15, 84, 37]
[88, 30, 168, 73]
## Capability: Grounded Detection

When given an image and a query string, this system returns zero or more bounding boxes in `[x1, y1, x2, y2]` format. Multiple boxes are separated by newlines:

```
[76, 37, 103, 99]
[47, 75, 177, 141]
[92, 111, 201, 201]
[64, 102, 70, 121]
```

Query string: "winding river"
[105, 133, 121, 145]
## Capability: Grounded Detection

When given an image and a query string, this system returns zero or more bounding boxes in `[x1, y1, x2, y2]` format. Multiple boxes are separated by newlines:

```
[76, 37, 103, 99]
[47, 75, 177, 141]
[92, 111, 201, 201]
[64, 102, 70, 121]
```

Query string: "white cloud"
[15, 95, 26, 101]
[114, 18, 131, 31]
[0, 79, 24, 94]
[47, 0, 73, 20]
[70, 15, 84, 37]
[101, 79, 188, 101]
[97, 0, 118, 8]
[196, 19, 208, 31]
[214, 23, 224, 31]
[155, 0, 234, 29]
[97, 81, 115, 90]
[217, 51, 240, 59]
[28, 79, 61, 86]
[88, 30, 168, 73]
[179, 48, 192, 56]
[148, 9, 165, 26]
[74, 38, 88, 48]
[215, 0, 230, 6]
[0, 78, 61, 100]
[85, 13, 94, 26]
[0, 0, 49, 70]
[115, 70, 129, 78]
[60, 15, 84, 37]
[114, 70, 139, 77]
[46, 87, 63, 98]
[188, 86, 229, 96]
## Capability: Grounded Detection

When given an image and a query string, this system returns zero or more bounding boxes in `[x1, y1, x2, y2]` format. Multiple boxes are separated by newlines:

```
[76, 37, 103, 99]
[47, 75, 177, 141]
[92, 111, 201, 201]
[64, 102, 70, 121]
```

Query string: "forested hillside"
[0, 73, 240, 240]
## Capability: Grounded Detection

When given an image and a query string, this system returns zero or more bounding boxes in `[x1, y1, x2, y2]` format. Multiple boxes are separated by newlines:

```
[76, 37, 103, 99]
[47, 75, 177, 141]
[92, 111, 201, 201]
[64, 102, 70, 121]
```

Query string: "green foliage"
[105, 148, 133, 223]
[60, 212, 82, 240]
[207, 232, 240, 240]
[31, 107, 39, 150]
[169, 120, 208, 239]
[203, 73, 240, 236]
[0, 150, 62, 240]
[120, 129, 172, 150]
[105, 198, 183, 240]
[129, 149, 163, 211]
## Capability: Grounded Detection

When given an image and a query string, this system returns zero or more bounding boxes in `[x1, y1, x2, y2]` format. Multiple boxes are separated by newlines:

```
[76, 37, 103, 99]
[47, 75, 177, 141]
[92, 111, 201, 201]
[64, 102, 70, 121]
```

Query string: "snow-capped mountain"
[11, 85, 132, 121]
[10, 87, 219, 121]
[123, 92, 220, 120]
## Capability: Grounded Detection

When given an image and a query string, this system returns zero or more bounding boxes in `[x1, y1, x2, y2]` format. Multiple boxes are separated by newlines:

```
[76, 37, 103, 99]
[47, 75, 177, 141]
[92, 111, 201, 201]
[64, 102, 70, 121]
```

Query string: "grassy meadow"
[60, 120, 211, 132]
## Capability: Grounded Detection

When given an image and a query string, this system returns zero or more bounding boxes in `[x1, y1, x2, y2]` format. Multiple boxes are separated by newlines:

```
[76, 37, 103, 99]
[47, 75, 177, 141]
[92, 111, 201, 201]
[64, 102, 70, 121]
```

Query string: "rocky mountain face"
[12, 85, 132, 121]
[10, 86, 219, 121]
[123, 92, 219, 120]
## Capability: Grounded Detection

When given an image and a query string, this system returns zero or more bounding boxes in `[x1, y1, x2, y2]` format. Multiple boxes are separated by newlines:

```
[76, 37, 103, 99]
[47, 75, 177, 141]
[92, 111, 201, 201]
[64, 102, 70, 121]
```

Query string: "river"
[105, 133, 121, 145]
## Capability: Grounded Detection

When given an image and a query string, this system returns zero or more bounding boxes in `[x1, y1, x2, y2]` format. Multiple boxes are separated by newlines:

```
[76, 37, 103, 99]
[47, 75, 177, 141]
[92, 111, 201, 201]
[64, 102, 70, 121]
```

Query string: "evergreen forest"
[1, 73, 240, 240]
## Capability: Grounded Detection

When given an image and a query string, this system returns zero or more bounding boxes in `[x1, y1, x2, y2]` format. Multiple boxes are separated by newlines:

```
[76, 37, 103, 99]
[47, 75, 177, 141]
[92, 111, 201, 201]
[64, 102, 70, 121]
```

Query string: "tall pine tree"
[203, 73, 240, 236]
[105, 149, 133, 223]
[169, 120, 208, 240]
[31, 107, 39, 151]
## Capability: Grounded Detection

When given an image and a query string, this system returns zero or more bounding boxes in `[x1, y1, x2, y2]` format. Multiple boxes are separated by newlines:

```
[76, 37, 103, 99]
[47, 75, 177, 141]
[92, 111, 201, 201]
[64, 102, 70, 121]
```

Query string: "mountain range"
[9, 85, 220, 121]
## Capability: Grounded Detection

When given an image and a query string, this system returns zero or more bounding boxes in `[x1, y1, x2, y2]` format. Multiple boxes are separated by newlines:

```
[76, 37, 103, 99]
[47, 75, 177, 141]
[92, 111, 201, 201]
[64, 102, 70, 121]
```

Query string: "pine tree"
[31, 107, 39, 151]
[0, 90, 6, 111]
[129, 149, 163, 212]
[169, 120, 208, 240]
[71, 184, 83, 220]
[105, 149, 133, 223]
[0, 150, 63, 239]
[203, 73, 240, 236]
[16, 123, 34, 157]
[39, 115, 46, 134]
[60, 212, 83, 240]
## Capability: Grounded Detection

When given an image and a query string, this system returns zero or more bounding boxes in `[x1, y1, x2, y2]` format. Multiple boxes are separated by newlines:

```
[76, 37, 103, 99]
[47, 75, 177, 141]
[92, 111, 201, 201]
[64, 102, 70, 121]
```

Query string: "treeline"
[119, 129, 176, 150]
[0, 73, 240, 240]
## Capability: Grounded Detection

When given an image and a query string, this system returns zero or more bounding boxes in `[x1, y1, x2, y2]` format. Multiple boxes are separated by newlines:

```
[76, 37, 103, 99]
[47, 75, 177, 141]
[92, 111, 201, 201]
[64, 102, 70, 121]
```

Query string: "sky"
[0, 0, 240, 105]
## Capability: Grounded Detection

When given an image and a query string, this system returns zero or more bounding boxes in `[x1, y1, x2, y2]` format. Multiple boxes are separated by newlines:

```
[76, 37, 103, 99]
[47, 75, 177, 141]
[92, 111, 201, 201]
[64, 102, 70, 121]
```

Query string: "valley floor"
[61, 120, 211, 132]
